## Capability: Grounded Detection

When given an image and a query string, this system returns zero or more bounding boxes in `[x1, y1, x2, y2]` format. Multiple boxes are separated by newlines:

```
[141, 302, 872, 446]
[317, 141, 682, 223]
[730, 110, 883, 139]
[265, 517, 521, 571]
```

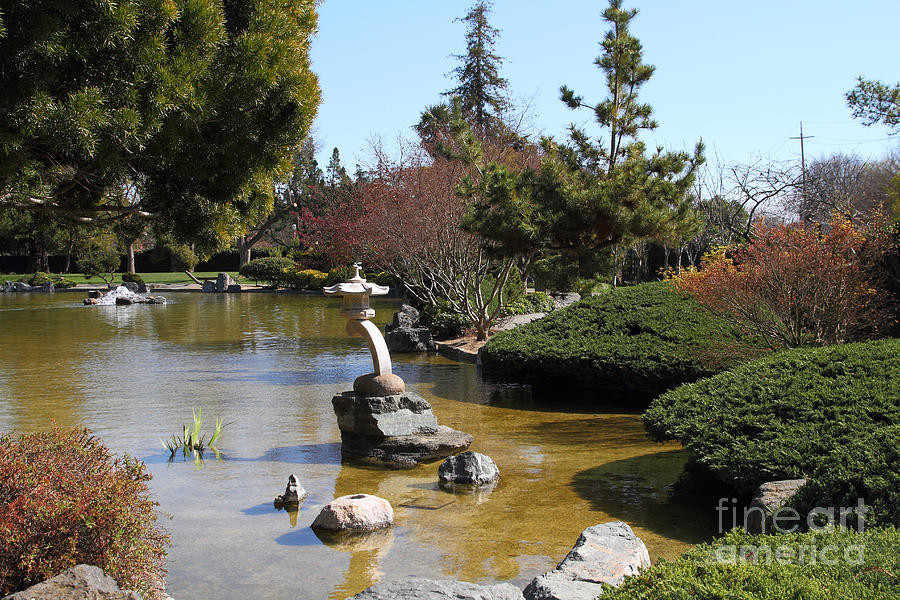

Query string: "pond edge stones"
[311, 494, 394, 532]
[523, 521, 650, 600]
[438, 451, 500, 486]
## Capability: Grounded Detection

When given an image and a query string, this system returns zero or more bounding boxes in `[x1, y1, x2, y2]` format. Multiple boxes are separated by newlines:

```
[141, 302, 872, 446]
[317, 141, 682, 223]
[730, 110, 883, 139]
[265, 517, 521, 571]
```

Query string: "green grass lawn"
[23, 272, 241, 285]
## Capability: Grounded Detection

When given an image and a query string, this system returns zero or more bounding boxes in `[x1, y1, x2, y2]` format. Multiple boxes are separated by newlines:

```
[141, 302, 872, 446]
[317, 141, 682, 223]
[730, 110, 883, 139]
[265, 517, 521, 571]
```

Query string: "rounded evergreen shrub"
[602, 528, 900, 599]
[282, 267, 328, 290]
[0, 426, 169, 598]
[501, 291, 555, 316]
[121, 272, 144, 284]
[481, 282, 759, 399]
[643, 338, 900, 526]
[238, 256, 295, 286]
[420, 303, 469, 340]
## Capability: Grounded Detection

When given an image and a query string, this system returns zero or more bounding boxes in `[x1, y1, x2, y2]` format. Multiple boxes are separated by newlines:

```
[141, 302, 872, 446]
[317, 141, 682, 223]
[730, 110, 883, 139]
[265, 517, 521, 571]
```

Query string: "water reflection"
[0, 293, 711, 599]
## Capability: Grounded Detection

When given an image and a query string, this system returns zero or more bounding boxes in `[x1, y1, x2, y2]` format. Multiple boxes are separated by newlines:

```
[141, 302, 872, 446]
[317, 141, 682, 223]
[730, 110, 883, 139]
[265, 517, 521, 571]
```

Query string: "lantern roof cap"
[323, 264, 389, 297]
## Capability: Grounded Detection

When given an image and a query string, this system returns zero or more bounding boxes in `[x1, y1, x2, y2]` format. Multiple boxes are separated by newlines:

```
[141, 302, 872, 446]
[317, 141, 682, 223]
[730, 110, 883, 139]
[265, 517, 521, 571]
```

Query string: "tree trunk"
[238, 236, 252, 268]
[662, 245, 669, 272]
[126, 240, 136, 274]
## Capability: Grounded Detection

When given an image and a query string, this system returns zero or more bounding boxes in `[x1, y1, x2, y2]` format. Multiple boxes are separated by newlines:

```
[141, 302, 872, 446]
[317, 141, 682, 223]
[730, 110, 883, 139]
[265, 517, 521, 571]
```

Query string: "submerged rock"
[438, 451, 500, 486]
[523, 521, 650, 600]
[348, 578, 524, 600]
[2, 564, 141, 600]
[311, 494, 394, 532]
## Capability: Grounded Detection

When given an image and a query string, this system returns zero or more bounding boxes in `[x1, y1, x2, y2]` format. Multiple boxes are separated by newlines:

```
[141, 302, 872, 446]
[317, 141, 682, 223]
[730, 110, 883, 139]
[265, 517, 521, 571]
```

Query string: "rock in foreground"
[523, 521, 650, 600]
[348, 578, 524, 600]
[438, 451, 500, 486]
[311, 494, 394, 532]
[2, 564, 141, 600]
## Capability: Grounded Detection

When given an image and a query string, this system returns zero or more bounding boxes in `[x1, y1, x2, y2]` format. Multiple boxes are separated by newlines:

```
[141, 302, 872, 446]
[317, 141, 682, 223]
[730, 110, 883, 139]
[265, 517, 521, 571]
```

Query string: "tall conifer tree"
[444, 0, 509, 137]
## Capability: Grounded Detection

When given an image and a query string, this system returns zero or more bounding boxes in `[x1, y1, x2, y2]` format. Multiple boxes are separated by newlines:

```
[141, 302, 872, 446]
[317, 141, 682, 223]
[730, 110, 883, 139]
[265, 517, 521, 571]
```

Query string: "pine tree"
[465, 0, 703, 258]
[444, 0, 509, 137]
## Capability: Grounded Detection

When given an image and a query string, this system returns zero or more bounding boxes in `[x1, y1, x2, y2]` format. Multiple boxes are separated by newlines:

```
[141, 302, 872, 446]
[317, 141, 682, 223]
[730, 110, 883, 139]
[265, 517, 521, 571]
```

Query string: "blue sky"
[309, 1, 899, 172]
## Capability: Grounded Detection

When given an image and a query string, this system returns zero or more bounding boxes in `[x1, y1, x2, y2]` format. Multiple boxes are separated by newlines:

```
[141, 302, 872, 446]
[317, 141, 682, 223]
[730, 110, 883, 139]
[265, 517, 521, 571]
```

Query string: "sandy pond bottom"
[0, 292, 717, 599]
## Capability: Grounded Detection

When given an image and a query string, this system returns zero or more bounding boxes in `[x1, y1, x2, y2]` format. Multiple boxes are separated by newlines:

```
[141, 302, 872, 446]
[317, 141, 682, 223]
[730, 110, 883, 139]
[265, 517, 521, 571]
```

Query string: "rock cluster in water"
[83, 285, 166, 306]
[332, 392, 472, 467]
[201, 272, 241, 293]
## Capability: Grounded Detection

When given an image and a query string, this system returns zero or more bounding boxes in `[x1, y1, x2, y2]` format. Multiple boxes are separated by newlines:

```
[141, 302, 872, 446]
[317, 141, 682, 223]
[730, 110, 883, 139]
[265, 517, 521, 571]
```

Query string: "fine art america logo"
[713, 497, 868, 566]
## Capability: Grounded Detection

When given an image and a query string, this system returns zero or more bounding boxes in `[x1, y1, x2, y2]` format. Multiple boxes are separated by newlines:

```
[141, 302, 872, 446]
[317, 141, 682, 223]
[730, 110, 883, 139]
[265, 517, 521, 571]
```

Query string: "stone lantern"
[324, 264, 405, 396]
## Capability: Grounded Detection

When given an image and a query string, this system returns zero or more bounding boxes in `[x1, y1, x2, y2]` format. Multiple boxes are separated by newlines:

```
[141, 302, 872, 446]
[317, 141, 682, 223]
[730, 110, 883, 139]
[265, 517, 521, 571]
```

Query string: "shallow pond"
[0, 292, 716, 599]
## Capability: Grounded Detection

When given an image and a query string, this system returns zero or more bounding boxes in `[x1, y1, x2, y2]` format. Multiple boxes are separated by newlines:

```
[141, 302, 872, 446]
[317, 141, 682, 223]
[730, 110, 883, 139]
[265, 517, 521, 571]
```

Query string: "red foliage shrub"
[671, 217, 894, 349]
[0, 426, 168, 598]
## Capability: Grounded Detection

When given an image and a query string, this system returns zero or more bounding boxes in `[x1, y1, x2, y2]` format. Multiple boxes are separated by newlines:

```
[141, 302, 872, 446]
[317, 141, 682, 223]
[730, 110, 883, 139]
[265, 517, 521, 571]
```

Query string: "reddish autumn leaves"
[671, 218, 894, 349]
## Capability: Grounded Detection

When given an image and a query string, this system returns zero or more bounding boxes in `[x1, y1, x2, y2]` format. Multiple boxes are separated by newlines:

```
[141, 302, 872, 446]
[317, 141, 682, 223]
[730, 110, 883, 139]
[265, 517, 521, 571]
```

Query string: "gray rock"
[387, 326, 436, 352]
[340, 425, 473, 468]
[226, 284, 242, 293]
[2, 564, 141, 600]
[115, 296, 134, 305]
[41, 282, 55, 293]
[550, 292, 581, 309]
[216, 272, 235, 292]
[349, 578, 524, 600]
[274, 473, 307, 507]
[145, 296, 167, 304]
[523, 521, 650, 600]
[745, 479, 807, 534]
[13, 282, 33, 292]
[385, 305, 436, 352]
[88, 290, 103, 299]
[388, 304, 421, 330]
[137, 282, 149, 293]
[439, 451, 500, 486]
[333, 392, 438, 437]
[201, 280, 217, 293]
[122, 282, 140, 293]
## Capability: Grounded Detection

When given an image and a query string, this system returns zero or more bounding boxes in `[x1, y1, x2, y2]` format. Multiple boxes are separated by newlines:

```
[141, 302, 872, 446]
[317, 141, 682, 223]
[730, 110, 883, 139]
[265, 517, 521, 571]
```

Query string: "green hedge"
[500, 291, 556, 317]
[480, 282, 758, 399]
[643, 338, 900, 526]
[603, 528, 900, 599]
[238, 257, 295, 286]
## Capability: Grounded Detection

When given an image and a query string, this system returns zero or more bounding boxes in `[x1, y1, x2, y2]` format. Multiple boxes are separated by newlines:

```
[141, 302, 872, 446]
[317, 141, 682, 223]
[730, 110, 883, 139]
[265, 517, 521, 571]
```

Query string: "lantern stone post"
[323, 264, 405, 396]
[323, 264, 473, 467]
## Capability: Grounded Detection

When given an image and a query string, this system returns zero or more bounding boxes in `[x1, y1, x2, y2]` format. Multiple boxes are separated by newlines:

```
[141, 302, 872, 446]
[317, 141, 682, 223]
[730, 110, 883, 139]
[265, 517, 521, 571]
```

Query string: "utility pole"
[790, 122, 815, 221]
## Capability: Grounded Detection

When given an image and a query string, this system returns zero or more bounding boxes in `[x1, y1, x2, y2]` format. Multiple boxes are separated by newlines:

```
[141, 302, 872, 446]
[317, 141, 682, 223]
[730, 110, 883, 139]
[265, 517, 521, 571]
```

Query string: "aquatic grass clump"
[161, 408, 227, 459]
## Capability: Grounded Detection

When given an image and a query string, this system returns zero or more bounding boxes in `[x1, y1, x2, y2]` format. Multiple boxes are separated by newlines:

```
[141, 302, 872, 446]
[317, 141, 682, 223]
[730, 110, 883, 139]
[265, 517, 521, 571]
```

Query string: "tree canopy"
[0, 0, 320, 253]
[464, 0, 703, 260]
[847, 77, 900, 133]
[444, 0, 509, 137]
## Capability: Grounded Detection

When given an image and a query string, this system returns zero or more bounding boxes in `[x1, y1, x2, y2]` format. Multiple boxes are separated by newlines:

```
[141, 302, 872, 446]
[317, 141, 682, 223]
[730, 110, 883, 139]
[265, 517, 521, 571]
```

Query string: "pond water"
[0, 292, 716, 599]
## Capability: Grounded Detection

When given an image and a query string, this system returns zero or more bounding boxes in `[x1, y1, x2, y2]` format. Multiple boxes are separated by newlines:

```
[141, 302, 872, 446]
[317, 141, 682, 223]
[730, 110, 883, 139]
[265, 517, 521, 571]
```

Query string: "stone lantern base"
[332, 392, 473, 468]
[353, 372, 405, 396]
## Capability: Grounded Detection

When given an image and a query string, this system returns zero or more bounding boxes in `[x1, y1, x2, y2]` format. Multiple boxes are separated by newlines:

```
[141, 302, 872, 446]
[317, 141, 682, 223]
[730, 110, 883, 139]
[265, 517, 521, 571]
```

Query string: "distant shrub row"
[644, 337, 900, 527]
[480, 282, 760, 400]
[16, 272, 77, 288]
[237, 258, 396, 290]
[603, 527, 900, 599]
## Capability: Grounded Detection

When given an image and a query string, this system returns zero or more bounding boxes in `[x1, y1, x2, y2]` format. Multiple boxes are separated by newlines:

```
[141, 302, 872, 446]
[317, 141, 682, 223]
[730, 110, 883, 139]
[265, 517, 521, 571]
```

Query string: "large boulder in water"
[523, 521, 650, 600]
[333, 392, 438, 437]
[216, 272, 236, 292]
[2, 564, 141, 600]
[349, 578, 524, 600]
